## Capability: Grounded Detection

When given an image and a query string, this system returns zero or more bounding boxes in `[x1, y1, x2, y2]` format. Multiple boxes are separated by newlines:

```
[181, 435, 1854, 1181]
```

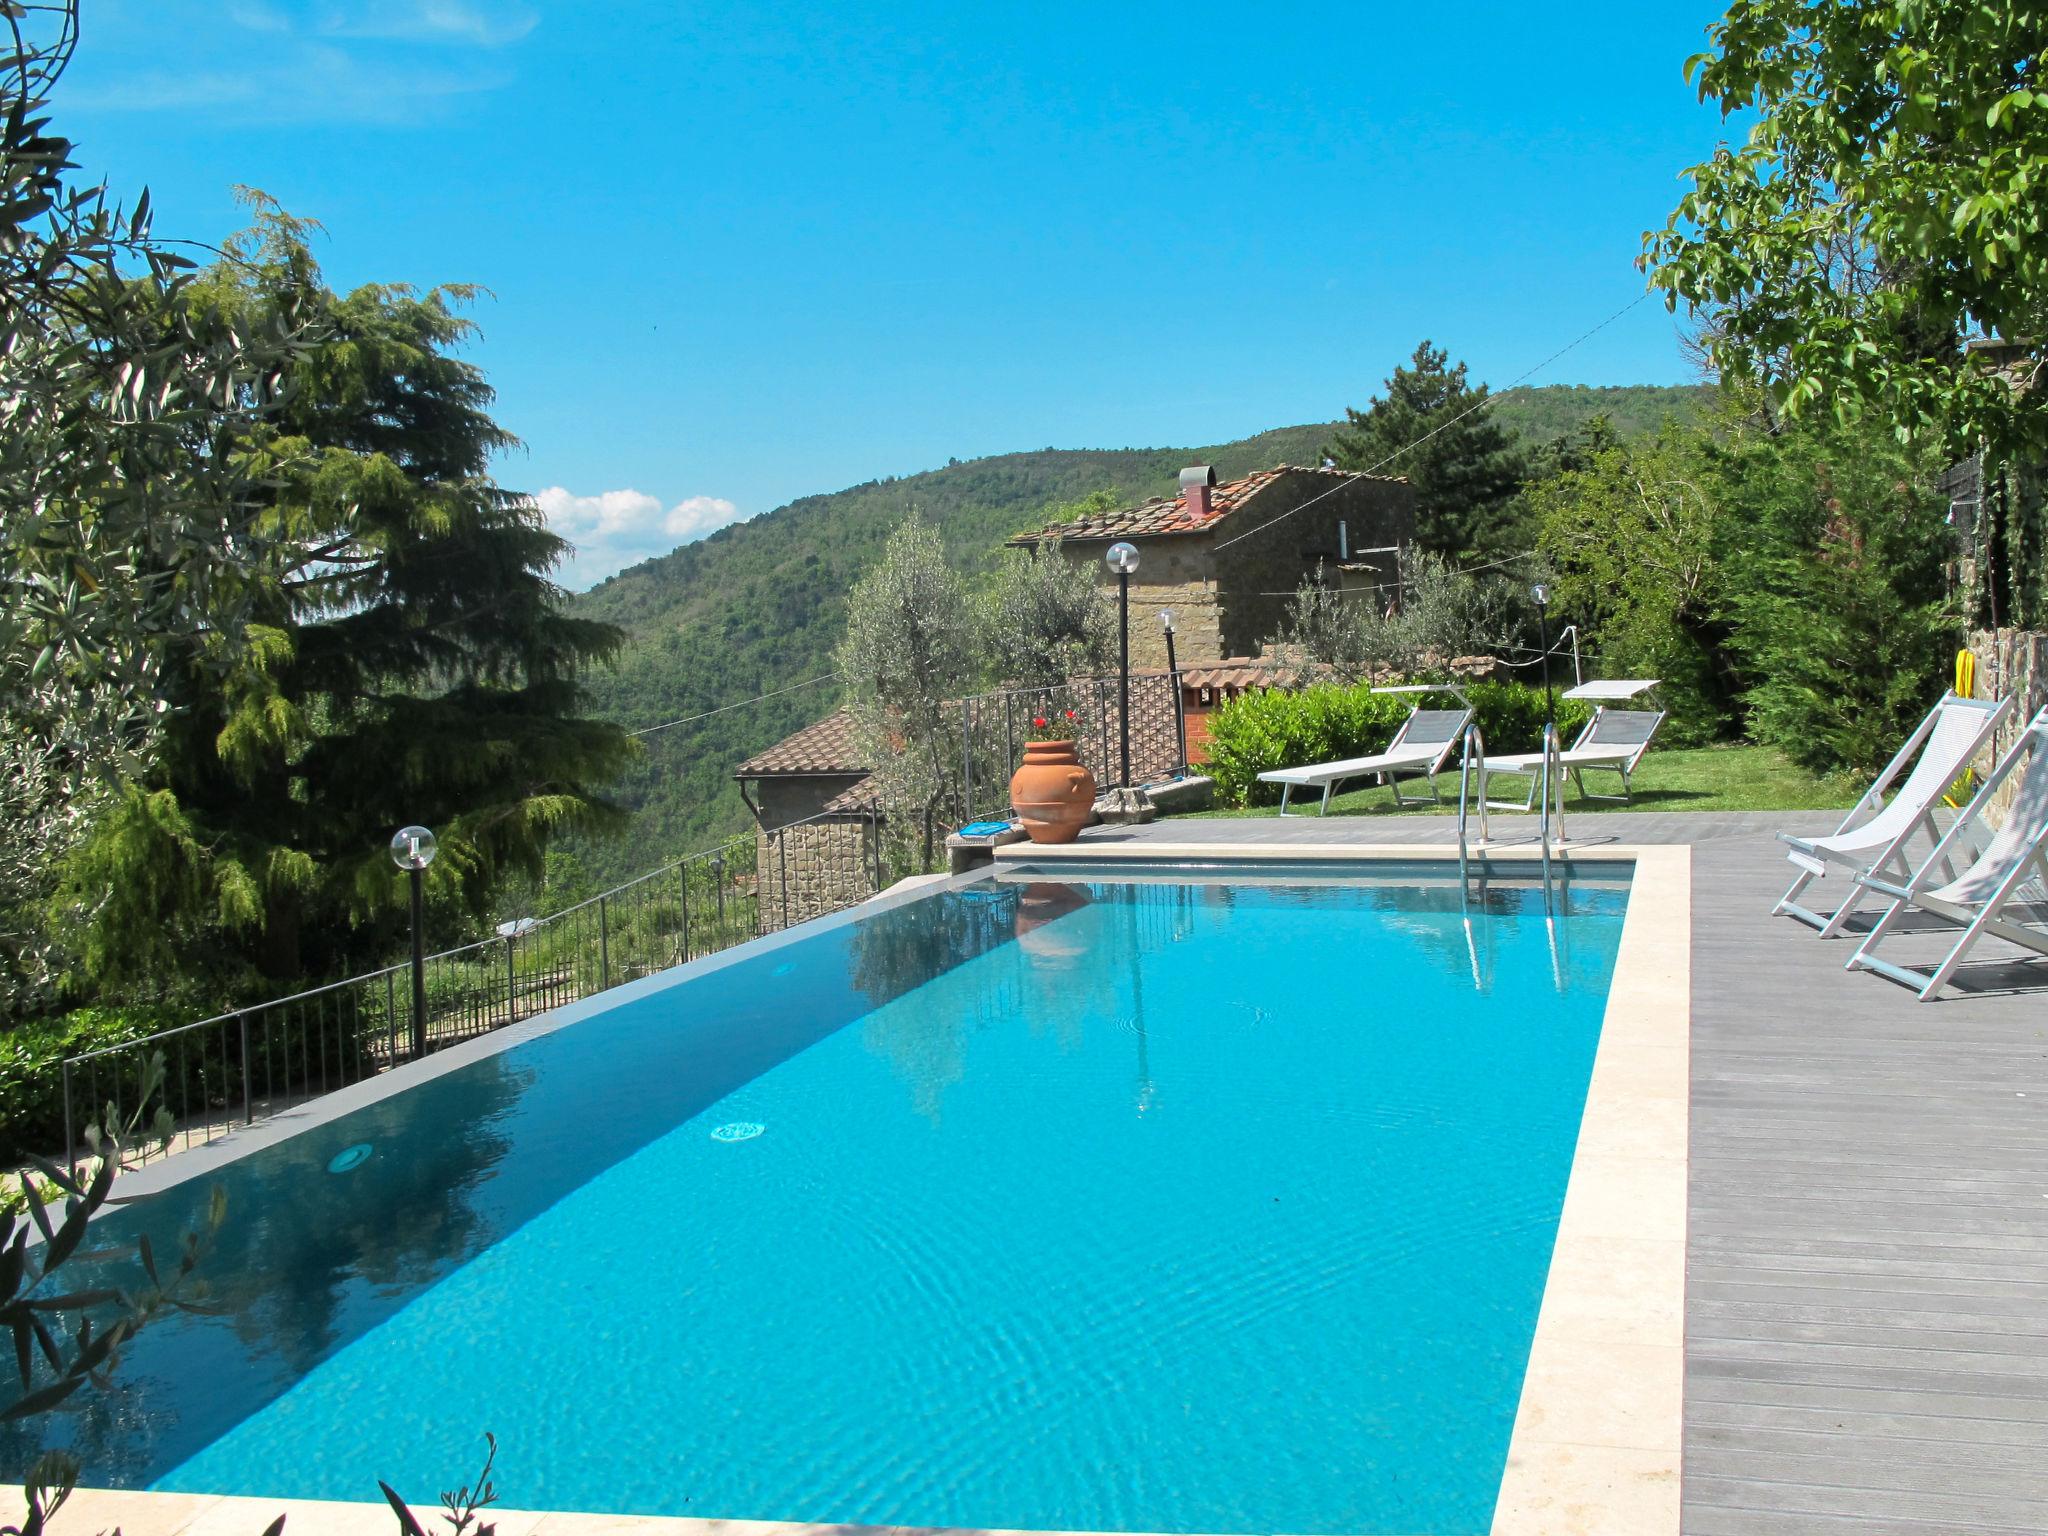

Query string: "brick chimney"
[1180, 464, 1218, 520]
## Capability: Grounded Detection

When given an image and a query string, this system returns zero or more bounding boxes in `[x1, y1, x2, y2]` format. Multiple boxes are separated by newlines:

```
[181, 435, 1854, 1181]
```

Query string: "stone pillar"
[1966, 626, 2048, 824]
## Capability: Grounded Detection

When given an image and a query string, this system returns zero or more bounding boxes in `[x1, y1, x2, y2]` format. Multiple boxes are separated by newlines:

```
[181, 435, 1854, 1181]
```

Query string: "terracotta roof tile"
[819, 776, 879, 814]
[735, 709, 866, 777]
[1178, 656, 1310, 691]
[1008, 464, 1401, 546]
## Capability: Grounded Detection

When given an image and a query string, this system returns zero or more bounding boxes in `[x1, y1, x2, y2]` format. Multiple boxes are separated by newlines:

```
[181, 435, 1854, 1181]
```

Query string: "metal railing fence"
[58, 806, 882, 1168]
[957, 672, 1185, 826]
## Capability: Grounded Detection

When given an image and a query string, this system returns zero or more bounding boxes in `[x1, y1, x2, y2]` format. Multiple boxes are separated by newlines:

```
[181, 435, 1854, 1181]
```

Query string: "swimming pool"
[10, 861, 1631, 1534]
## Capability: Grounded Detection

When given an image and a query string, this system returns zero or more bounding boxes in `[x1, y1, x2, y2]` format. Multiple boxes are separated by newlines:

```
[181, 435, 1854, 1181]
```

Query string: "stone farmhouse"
[1006, 463, 1415, 670]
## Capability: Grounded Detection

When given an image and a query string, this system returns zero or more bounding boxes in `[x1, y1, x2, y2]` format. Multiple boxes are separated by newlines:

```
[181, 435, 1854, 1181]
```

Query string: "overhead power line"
[1211, 290, 1654, 555]
[628, 672, 841, 738]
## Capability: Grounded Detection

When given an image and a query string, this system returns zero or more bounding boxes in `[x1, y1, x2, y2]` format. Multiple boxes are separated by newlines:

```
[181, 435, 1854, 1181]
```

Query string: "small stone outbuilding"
[734, 711, 880, 929]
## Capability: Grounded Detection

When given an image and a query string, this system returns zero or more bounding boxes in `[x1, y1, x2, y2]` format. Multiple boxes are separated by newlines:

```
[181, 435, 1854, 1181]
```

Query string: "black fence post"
[961, 698, 974, 823]
[1096, 678, 1110, 783]
[505, 934, 517, 1024]
[239, 1011, 253, 1125]
[408, 865, 427, 1059]
[679, 860, 691, 962]
[61, 1059, 73, 1161]
[778, 831, 790, 930]
[598, 895, 611, 990]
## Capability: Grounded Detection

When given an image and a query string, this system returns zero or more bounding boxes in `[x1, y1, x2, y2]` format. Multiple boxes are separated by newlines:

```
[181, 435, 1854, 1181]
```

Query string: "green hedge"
[1205, 680, 1593, 807]
[0, 1005, 183, 1161]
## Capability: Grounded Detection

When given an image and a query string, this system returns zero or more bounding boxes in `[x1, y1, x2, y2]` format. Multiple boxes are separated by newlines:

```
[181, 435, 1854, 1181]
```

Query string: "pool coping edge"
[1488, 842, 1689, 1536]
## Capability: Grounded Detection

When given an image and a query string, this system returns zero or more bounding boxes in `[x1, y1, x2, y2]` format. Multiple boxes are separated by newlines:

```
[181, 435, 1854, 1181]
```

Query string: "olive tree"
[837, 513, 982, 873]
[0, 3, 310, 1017]
[982, 538, 1114, 687]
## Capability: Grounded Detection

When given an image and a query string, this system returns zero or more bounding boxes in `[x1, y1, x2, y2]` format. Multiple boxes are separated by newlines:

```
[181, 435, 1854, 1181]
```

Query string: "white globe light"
[390, 825, 438, 870]
[1105, 541, 1141, 575]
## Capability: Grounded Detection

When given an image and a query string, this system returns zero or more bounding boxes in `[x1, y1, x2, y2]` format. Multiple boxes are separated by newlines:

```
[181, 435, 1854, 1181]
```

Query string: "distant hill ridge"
[567, 382, 1708, 874]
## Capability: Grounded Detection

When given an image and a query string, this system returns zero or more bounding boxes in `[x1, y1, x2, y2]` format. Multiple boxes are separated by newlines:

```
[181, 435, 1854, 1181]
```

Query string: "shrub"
[1, 991, 384, 1162]
[1205, 680, 1591, 807]
[0, 1006, 182, 1160]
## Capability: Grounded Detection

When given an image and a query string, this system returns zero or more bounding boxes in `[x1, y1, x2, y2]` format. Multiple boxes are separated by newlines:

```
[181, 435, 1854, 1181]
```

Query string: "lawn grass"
[1182, 744, 1863, 821]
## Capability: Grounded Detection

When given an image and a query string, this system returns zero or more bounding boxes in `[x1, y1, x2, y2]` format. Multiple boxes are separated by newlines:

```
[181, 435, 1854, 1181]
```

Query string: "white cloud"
[72, 3, 533, 122]
[536, 486, 747, 590]
[315, 2, 540, 47]
[665, 494, 744, 541]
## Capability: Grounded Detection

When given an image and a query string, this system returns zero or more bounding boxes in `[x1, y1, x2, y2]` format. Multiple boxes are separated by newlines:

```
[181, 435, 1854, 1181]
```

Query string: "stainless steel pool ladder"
[1459, 723, 1570, 987]
[1456, 725, 1491, 991]
[1456, 722, 1489, 877]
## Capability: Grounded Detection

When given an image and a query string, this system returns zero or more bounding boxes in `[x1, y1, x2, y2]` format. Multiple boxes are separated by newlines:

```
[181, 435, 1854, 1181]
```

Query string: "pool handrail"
[1456, 722, 1489, 877]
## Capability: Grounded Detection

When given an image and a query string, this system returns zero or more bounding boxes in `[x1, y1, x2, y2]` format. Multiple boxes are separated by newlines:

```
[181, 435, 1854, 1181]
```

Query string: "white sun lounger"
[1481, 680, 1666, 807]
[1258, 700, 1475, 817]
[1774, 691, 2012, 938]
[1845, 706, 2048, 1000]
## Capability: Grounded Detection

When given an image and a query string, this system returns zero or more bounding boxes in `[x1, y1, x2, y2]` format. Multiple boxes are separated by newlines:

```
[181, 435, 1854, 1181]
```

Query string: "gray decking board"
[1081, 808, 2048, 1532]
[1685, 830, 2048, 1533]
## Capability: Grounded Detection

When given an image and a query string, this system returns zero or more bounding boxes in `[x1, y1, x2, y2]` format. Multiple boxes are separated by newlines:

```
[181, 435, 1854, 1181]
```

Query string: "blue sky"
[64, 2, 1734, 587]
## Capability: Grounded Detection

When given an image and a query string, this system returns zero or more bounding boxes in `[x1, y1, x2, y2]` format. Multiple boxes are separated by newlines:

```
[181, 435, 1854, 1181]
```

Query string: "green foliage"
[0, 1007, 183, 1161]
[1204, 681, 1590, 807]
[1327, 341, 1532, 556]
[1644, 0, 2048, 464]
[1533, 421, 1733, 742]
[1717, 425, 1960, 774]
[1487, 386, 1715, 447]
[838, 513, 982, 873]
[55, 198, 635, 991]
[1272, 554, 1530, 680]
[982, 536, 1114, 687]
[2, 1050, 221, 1536]
[0, 14, 312, 1022]
[1378, 553, 1532, 668]
[1534, 392, 1959, 773]
[1274, 564, 1378, 681]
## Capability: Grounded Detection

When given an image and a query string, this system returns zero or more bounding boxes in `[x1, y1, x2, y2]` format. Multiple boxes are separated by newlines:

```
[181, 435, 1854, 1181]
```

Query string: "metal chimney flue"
[1180, 464, 1217, 520]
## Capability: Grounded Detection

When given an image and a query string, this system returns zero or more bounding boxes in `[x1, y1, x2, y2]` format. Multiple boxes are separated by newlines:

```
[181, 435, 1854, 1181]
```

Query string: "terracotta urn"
[1014, 881, 1093, 961]
[1010, 740, 1097, 844]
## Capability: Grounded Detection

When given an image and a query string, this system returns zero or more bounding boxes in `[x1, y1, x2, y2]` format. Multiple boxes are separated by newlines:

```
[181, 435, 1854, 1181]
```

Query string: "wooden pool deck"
[1076, 809, 2048, 1535]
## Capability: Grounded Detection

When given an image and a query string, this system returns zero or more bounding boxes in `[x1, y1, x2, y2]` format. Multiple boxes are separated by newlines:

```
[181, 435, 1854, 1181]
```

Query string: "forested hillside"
[565, 384, 1709, 882]
[1486, 382, 1710, 443]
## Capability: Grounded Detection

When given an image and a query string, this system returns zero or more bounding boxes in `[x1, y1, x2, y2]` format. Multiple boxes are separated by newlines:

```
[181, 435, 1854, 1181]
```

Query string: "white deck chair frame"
[1258, 706, 1474, 817]
[1480, 705, 1667, 809]
[1845, 706, 2048, 1001]
[1774, 691, 2012, 938]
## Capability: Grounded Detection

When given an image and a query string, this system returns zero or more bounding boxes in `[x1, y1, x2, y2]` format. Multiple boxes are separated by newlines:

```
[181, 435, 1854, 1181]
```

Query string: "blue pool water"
[12, 864, 1629, 1534]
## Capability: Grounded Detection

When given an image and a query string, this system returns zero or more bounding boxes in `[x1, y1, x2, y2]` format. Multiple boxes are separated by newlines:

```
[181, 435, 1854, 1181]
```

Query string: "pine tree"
[59, 198, 635, 988]
[1326, 341, 1530, 557]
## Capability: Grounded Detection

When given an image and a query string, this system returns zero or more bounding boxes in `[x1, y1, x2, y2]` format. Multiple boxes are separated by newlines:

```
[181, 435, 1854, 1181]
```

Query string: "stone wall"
[755, 817, 878, 932]
[1966, 626, 2048, 824]
[1215, 476, 1412, 660]
[751, 772, 869, 831]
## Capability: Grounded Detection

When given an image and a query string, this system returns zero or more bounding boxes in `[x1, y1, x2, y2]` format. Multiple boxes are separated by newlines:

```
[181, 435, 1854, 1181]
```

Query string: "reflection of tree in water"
[5, 1052, 531, 1481]
[224, 1054, 532, 1371]
[851, 886, 1024, 1121]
